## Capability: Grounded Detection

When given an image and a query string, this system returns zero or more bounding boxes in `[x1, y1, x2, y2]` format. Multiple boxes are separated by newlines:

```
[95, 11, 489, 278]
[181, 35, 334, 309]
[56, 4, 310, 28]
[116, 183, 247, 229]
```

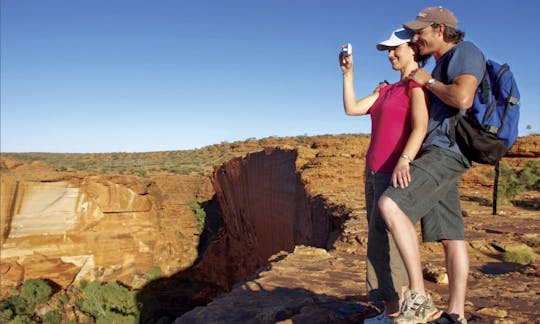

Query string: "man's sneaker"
[394, 290, 441, 324]
[363, 311, 392, 324]
[428, 312, 467, 324]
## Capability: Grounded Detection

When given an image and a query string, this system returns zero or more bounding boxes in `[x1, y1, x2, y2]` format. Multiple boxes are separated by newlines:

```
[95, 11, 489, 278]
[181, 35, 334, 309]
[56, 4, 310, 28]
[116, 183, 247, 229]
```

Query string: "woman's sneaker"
[363, 311, 392, 324]
[394, 290, 441, 324]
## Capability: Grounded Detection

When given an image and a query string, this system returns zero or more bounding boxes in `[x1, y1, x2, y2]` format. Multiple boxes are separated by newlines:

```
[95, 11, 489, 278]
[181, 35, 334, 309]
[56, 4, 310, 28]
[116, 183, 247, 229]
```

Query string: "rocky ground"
[175, 134, 540, 324]
[1, 134, 539, 323]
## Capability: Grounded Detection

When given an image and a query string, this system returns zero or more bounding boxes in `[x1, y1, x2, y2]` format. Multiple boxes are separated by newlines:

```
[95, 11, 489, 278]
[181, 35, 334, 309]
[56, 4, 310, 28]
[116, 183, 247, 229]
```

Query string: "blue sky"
[2, 0, 539, 153]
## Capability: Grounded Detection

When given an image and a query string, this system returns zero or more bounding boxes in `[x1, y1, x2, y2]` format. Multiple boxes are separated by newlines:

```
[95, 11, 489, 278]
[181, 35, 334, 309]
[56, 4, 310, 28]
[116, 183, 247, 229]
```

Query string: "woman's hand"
[339, 51, 353, 75]
[392, 158, 412, 188]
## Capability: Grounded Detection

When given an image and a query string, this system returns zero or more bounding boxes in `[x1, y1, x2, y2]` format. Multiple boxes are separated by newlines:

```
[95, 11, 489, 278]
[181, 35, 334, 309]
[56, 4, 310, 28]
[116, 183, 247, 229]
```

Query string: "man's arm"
[409, 68, 478, 110]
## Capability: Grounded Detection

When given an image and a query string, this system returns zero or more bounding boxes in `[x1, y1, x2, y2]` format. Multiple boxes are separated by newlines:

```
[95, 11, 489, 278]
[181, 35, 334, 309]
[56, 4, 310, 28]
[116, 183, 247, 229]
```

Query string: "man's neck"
[434, 42, 457, 61]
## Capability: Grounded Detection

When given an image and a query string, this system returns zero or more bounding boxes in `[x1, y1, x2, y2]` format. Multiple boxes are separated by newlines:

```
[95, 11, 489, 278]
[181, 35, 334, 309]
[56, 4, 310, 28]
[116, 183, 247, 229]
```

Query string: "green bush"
[11, 315, 33, 324]
[0, 308, 14, 323]
[4, 295, 32, 316]
[145, 266, 163, 281]
[519, 159, 540, 190]
[0, 279, 54, 322]
[19, 279, 53, 308]
[496, 162, 523, 204]
[496, 160, 540, 205]
[76, 281, 106, 318]
[503, 245, 535, 265]
[100, 282, 138, 315]
[76, 281, 139, 323]
[525, 234, 540, 248]
[188, 200, 206, 232]
[96, 310, 137, 324]
[43, 310, 62, 324]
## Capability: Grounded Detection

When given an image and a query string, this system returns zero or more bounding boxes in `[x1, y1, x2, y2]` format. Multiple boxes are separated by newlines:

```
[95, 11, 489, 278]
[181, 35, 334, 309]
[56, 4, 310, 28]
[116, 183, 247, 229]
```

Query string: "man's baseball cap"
[403, 6, 458, 31]
[376, 28, 415, 51]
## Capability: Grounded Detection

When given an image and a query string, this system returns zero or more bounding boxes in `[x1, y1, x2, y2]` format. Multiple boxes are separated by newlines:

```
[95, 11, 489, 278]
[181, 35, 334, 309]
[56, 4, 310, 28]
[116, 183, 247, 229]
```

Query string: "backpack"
[448, 58, 520, 215]
[449, 59, 520, 165]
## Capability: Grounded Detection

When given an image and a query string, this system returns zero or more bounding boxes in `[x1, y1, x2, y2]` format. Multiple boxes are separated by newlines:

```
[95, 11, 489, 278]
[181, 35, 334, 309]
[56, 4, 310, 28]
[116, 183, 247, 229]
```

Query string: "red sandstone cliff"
[0, 162, 206, 298]
[188, 148, 343, 292]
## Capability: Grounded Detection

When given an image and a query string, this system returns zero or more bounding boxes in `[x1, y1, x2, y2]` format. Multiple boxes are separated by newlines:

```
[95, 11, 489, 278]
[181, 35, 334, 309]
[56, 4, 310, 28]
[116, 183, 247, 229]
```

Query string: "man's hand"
[408, 68, 432, 87]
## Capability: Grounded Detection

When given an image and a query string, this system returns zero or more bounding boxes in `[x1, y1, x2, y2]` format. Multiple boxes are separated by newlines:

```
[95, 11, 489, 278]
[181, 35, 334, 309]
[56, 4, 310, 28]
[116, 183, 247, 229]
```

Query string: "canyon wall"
[188, 148, 345, 292]
[0, 164, 203, 298]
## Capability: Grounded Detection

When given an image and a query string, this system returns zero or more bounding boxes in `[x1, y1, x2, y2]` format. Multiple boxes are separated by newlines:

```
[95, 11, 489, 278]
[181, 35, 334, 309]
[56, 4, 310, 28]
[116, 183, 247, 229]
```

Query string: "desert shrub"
[76, 281, 106, 318]
[0, 279, 54, 322]
[503, 245, 535, 265]
[96, 310, 137, 324]
[132, 167, 147, 177]
[11, 315, 33, 324]
[518, 159, 540, 190]
[496, 162, 523, 204]
[525, 234, 540, 248]
[57, 294, 69, 307]
[0, 308, 14, 322]
[495, 160, 540, 205]
[19, 279, 53, 308]
[188, 200, 206, 232]
[43, 310, 62, 324]
[145, 266, 163, 281]
[3, 295, 32, 316]
[100, 282, 138, 315]
[76, 281, 139, 323]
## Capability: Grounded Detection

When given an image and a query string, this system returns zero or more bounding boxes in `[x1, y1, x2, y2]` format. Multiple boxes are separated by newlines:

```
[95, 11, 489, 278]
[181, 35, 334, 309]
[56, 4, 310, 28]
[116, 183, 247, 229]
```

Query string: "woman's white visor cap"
[376, 28, 415, 51]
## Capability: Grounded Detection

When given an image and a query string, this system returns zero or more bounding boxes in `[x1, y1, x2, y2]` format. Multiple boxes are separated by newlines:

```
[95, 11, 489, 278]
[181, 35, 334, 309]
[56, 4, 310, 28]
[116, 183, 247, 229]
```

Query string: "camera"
[341, 43, 352, 56]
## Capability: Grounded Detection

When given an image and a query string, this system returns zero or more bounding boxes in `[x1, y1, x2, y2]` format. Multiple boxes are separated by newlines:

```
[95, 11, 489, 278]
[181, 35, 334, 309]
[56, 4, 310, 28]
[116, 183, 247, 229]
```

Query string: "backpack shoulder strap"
[440, 55, 460, 147]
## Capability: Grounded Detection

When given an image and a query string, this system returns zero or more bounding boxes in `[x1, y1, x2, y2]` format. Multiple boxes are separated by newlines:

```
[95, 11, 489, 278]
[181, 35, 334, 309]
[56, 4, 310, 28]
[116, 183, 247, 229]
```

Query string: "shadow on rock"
[173, 286, 376, 324]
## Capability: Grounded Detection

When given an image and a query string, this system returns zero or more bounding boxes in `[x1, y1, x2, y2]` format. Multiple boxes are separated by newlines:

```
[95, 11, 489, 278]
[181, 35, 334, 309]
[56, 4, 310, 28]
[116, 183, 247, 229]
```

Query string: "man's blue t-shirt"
[423, 41, 486, 155]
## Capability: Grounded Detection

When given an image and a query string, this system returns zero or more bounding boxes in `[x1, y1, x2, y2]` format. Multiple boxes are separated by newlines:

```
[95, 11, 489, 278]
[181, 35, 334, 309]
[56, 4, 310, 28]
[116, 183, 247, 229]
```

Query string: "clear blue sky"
[2, 0, 539, 153]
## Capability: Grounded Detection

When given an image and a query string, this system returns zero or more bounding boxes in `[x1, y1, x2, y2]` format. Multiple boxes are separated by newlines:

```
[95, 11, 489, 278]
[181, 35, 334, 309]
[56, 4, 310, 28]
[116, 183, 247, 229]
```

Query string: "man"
[378, 7, 485, 324]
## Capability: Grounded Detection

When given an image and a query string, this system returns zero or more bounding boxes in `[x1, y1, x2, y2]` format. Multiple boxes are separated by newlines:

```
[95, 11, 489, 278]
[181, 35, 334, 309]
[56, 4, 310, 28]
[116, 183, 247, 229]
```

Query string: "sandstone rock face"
[0, 171, 203, 298]
[190, 148, 342, 292]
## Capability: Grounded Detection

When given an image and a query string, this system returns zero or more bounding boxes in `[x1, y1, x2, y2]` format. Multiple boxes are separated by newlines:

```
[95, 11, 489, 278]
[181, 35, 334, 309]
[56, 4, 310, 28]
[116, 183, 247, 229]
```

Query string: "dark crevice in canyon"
[2, 180, 19, 242]
[136, 148, 351, 323]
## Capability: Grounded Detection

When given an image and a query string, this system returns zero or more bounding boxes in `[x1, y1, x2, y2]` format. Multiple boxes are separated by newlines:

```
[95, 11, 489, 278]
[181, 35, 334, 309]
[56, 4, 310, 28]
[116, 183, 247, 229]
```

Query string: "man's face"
[412, 25, 441, 55]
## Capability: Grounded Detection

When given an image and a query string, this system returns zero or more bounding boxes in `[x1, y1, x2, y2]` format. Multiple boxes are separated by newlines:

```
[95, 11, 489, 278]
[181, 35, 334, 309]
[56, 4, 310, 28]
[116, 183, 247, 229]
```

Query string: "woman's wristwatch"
[400, 154, 412, 162]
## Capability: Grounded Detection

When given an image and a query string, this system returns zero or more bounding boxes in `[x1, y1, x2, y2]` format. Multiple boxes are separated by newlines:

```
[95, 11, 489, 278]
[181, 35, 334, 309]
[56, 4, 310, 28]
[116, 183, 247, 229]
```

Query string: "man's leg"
[442, 239, 468, 320]
[422, 178, 469, 322]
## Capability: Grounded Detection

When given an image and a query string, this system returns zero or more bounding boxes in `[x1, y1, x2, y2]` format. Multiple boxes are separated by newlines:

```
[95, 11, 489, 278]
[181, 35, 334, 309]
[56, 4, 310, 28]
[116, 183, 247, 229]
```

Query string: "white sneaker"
[364, 311, 392, 324]
[394, 290, 441, 324]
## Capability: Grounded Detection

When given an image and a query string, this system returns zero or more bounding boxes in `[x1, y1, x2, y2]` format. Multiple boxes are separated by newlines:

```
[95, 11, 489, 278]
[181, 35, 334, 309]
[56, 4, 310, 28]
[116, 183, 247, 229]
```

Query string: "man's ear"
[437, 25, 446, 37]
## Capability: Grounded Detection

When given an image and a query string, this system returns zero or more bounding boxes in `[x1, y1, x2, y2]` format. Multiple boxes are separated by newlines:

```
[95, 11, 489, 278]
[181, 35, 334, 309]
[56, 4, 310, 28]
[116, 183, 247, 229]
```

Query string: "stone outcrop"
[0, 170, 204, 298]
[175, 246, 374, 324]
[189, 148, 345, 292]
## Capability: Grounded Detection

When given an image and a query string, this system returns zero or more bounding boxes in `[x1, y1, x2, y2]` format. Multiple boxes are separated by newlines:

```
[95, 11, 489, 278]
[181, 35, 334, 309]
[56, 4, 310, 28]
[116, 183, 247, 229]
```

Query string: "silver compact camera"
[341, 43, 352, 56]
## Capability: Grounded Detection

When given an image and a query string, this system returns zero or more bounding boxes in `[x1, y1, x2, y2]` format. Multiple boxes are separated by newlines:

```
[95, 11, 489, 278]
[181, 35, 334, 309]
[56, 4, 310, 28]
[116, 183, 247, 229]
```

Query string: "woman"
[339, 28, 429, 323]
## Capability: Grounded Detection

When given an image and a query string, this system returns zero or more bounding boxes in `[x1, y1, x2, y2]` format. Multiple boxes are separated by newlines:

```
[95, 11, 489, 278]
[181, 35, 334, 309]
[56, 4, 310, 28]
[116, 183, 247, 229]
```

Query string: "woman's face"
[386, 43, 416, 71]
